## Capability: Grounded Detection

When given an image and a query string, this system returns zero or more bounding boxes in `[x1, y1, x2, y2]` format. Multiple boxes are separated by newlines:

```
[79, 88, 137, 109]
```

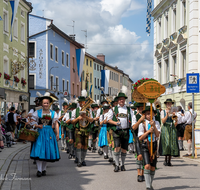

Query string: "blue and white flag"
[89, 85, 93, 95]
[101, 70, 110, 95]
[76, 48, 85, 82]
[146, 0, 152, 36]
[9, 0, 20, 42]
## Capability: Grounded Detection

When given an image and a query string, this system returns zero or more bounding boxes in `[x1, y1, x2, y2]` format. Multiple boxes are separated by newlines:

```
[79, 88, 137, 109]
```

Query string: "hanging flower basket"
[21, 77, 27, 86]
[14, 76, 20, 83]
[4, 72, 11, 80]
[19, 127, 39, 142]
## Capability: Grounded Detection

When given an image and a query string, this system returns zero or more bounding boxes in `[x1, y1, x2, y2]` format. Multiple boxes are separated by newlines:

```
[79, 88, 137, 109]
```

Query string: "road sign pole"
[192, 93, 195, 158]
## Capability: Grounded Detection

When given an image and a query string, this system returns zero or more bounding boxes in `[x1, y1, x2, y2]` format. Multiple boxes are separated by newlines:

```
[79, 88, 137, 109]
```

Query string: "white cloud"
[30, 0, 153, 82]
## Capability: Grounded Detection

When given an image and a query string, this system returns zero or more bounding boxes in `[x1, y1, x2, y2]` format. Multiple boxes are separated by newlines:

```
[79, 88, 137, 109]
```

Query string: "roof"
[30, 14, 52, 21]
[49, 24, 84, 48]
[85, 52, 96, 60]
[22, 0, 33, 10]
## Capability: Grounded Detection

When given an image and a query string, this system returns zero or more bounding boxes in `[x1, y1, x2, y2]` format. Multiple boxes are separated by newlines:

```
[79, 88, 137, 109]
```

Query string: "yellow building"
[81, 52, 95, 99]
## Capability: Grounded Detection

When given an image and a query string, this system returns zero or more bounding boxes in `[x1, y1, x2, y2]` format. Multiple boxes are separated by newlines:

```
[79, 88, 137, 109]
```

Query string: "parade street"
[1, 143, 200, 190]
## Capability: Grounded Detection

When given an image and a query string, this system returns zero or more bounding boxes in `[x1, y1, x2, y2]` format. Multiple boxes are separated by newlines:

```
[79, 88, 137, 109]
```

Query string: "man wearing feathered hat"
[71, 90, 94, 167]
[63, 101, 77, 159]
[107, 86, 135, 172]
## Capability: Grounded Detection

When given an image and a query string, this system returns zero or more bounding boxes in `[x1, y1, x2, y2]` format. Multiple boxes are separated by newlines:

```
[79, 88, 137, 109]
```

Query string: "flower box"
[4, 72, 10, 80]
[19, 128, 39, 142]
[14, 76, 20, 83]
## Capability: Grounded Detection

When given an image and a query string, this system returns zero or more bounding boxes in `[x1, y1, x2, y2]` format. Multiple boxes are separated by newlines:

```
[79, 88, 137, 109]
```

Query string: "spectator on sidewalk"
[8, 107, 18, 141]
[182, 102, 197, 157]
[5, 108, 11, 127]
[0, 117, 4, 151]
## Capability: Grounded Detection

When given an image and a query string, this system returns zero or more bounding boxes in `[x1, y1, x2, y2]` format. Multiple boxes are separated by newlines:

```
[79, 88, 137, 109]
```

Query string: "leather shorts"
[112, 129, 129, 150]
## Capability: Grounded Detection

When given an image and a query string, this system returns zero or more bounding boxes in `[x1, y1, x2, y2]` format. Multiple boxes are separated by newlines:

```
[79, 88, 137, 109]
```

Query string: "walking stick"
[150, 103, 153, 156]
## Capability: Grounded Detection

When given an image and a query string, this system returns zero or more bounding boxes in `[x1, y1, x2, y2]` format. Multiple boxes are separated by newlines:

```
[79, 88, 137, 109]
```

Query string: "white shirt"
[5, 112, 10, 122]
[132, 113, 142, 126]
[96, 108, 102, 118]
[138, 120, 161, 142]
[14, 113, 18, 123]
[32, 110, 57, 124]
[177, 111, 183, 124]
[182, 109, 197, 125]
[107, 104, 134, 129]
[99, 112, 109, 123]
[63, 112, 70, 121]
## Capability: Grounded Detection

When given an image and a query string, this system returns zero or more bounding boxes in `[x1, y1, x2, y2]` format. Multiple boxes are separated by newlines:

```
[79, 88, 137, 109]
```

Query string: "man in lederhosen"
[108, 88, 135, 172]
[132, 102, 145, 182]
[71, 94, 93, 167]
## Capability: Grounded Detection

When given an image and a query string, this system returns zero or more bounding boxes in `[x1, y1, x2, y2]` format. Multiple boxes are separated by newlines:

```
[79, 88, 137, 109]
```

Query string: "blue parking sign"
[186, 73, 200, 93]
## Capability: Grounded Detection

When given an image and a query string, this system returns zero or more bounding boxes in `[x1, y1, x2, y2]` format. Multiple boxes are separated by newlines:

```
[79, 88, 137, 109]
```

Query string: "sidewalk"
[0, 142, 31, 188]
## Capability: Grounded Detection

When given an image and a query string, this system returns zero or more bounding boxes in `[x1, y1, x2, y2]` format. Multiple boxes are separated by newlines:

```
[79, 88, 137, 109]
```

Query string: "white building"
[152, 0, 200, 127]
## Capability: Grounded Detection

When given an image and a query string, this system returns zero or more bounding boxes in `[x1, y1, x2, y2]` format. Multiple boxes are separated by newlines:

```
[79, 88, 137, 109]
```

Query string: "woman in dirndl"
[30, 92, 60, 177]
[159, 99, 179, 166]
[98, 104, 110, 159]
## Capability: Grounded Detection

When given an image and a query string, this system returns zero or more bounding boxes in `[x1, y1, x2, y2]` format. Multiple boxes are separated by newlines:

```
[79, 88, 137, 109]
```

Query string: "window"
[110, 71, 111, 79]
[182, 0, 186, 26]
[94, 95, 96, 101]
[66, 53, 69, 67]
[73, 57, 75, 70]
[21, 9, 25, 17]
[29, 75, 35, 89]
[97, 78, 99, 88]
[100, 66, 101, 71]
[82, 71, 85, 81]
[66, 80, 69, 92]
[62, 51, 64, 66]
[112, 72, 113, 80]
[165, 59, 169, 83]
[94, 63, 96, 70]
[77, 85, 79, 96]
[13, 18, 18, 38]
[3, 57, 9, 74]
[62, 79, 65, 92]
[158, 20, 161, 43]
[158, 62, 161, 83]
[100, 79, 101, 87]
[97, 95, 99, 100]
[164, 15, 168, 39]
[97, 65, 99, 71]
[173, 55, 177, 81]
[95, 78, 96, 86]
[21, 22, 25, 42]
[86, 59, 88, 66]
[172, 9, 176, 33]
[50, 75, 54, 90]
[72, 83, 74, 96]
[55, 47, 58, 62]
[90, 73, 92, 83]
[56, 77, 59, 91]
[181, 50, 186, 78]
[29, 42, 35, 58]
[90, 60, 92, 67]
[3, 10, 9, 33]
[120, 75, 122, 83]
[50, 44, 53, 60]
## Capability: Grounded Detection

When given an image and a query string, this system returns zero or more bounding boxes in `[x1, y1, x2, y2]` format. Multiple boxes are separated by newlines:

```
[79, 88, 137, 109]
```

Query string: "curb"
[0, 145, 31, 188]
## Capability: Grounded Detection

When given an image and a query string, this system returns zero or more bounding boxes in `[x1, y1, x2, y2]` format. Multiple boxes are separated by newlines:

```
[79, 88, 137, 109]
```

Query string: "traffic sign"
[186, 73, 199, 93]
[64, 91, 68, 96]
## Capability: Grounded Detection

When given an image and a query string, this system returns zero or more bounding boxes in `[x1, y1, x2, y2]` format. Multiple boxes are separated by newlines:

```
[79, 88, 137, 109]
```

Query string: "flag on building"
[146, 0, 152, 36]
[101, 70, 110, 95]
[9, 0, 20, 41]
[76, 48, 85, 82]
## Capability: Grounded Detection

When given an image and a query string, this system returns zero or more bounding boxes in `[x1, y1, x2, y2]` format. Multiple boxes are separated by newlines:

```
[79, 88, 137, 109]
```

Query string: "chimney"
[69, 34, 76, 41]
[115, 66, 118, 69]
[97, 53, 105, 62]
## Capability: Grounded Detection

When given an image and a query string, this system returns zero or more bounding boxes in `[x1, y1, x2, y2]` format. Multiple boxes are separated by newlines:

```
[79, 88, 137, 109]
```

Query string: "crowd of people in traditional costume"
[7, 85, 197, 190]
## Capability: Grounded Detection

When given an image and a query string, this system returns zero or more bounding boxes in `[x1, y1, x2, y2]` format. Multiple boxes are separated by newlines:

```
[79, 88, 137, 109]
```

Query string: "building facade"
[152, 0, 200, 127]
[29, 15, 73, 109]
[0, 0, 32, 115]
[82, 52, 95, 99]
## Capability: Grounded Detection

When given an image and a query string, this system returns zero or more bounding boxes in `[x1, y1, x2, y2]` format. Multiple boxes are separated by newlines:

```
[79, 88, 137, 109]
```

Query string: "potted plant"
[4, 72, 10, 85]
[21, 77, 27, 87]
[19, 126, 39, 142]
[168, 82, 173, 88]
[14, 76, 20, 83]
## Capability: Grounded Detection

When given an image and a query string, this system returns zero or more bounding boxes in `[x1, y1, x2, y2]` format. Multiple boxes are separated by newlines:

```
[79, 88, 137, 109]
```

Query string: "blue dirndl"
[98, 124, 108, 147]
[30, 109, 60, 162]
[128, 129, 134, 144]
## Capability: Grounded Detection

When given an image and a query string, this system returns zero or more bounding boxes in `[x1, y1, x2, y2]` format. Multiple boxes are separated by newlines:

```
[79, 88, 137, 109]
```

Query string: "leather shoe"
[88, 147, 92, 151]
[68, 154, 72, 159]
[82, 161, 86, 166]
[42, 170, 46, 176]
[167, 162, 172, 166]
[77, 162, 82, 167]
[61, 147, 64, 150]
[74, 157, 78, 164]
[121, 165, 126, 171]
[108, 158, 113, 163]
[37, 171, 42, 177]
[104, 155, 108, 159]
[183, 154, 192, 157]
[114, 166, 120, 172]
[66, 149, 70, 154]
[138, 175, 143, 182]
[163, 161, 168, 166]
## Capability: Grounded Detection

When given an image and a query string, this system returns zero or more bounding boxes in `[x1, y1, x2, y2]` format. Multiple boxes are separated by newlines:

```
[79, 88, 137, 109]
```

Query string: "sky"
[30, 0, 154, 83]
